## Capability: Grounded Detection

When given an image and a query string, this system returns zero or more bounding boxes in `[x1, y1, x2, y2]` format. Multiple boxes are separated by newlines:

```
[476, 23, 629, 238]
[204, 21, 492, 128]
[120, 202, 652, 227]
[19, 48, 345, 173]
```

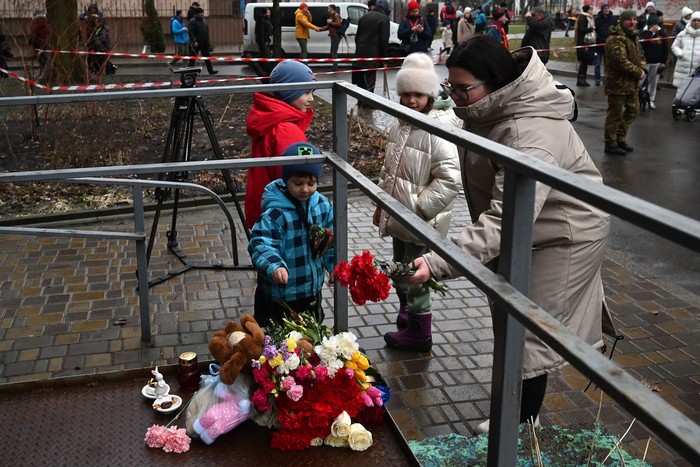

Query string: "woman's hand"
[406, 257, 432, 284]
[272, 267, 289, 284]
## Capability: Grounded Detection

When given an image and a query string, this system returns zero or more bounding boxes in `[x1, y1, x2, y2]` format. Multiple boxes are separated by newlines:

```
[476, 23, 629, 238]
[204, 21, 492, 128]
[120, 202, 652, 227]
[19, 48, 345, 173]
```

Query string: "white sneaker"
[473, 416, 540, 435]
[649, 102, 656, 110]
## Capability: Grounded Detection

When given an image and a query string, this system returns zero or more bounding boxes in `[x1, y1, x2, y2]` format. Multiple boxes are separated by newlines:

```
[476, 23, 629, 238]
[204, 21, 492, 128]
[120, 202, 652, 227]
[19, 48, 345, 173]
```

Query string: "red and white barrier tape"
[1, 64, 400, 93]
[46, 49, 405, 64]
[0, 66, 51, 91]
[43, 34, 673, 62]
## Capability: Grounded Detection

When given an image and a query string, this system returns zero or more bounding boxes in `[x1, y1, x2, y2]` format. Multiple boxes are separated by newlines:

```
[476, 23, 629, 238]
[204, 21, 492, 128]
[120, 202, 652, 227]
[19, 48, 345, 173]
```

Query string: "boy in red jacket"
[245, 60, 317, 229]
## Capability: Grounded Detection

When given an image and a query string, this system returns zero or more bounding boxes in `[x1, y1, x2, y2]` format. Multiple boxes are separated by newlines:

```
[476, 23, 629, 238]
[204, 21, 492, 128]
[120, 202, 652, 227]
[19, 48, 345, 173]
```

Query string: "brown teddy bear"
[208, 314, 265, 385]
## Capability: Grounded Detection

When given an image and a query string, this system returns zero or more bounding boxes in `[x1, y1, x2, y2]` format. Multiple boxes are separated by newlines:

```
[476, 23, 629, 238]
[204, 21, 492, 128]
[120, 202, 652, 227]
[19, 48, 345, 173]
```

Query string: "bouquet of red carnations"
[334, 251, 447, 306]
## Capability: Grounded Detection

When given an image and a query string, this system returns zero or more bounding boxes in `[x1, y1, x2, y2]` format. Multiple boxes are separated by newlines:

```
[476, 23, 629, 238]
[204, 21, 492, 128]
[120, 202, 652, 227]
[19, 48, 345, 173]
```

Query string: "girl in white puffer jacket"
[671, 11, 700, 88]
[372, 52, 462, 353]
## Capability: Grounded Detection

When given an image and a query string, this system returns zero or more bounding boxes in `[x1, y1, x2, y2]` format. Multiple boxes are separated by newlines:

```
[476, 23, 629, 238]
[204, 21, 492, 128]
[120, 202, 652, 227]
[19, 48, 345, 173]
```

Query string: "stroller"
[672, 65, 700, 122]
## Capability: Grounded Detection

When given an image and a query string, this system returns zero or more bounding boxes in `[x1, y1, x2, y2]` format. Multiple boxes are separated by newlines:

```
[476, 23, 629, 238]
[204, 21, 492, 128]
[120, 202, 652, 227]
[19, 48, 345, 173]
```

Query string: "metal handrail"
[0, 80, 698, 463]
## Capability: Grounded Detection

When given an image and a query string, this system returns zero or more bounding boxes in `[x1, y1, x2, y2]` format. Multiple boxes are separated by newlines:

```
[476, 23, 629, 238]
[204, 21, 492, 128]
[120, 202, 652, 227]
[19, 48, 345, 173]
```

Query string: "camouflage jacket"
[604, 25, 647, 95]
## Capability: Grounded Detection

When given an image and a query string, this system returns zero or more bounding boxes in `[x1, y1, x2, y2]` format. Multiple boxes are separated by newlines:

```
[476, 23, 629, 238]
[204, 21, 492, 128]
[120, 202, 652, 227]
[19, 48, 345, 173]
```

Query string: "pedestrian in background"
[168, 9, 189, 68]
[486, 8, 509, 48]
[86, 14, 116, 76]
[521, 6, 553, 64]
[326, 4, 342, 71]
[574, 5, 596, 86]
[295, 2, 324, 59]
[474, 7, 488, 34]
[564, 7, 573, 37]
[439, 0, 458, 44]
[438, 21, 454, 60]
[408, 35, 611, 434]
[248, 142, 334, 328]
[188, 7, 218, 75]
[637, 1, 658, 30]
[399, 2, 432, 55]
[457, 8, 474, 45]
[0, 24, 12, 77]
[603, 10, 646, 156]
[186, 1, 200, 21]
[639, 13, 668, 109]
[672, 7, 693, 36]
[245, 60, 317, 229]
[499, 1, 511, 34]
[425, 9, 438, 51]
[594, 4, 615, 86]
[671, 12, 700, 88]
[353, 0, 390, 96]
[254, 8, 273, 58]
[30, 8, 50, 74]
[374, 52, 462, 353]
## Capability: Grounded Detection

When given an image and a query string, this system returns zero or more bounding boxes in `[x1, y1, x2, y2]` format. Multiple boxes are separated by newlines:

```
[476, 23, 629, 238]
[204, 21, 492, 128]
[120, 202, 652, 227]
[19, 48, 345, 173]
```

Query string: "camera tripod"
[145, 67, 252, 287]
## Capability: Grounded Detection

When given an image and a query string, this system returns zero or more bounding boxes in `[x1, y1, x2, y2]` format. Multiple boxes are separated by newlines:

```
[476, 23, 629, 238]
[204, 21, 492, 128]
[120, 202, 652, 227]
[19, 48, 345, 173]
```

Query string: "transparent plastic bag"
[185, 364, 253, 444]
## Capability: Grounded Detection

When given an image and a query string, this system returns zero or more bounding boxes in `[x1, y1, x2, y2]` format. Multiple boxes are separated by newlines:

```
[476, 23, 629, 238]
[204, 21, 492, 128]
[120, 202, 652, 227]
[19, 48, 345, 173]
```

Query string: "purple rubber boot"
[384, 313, 432, 352]
[396, 293, 409, 330]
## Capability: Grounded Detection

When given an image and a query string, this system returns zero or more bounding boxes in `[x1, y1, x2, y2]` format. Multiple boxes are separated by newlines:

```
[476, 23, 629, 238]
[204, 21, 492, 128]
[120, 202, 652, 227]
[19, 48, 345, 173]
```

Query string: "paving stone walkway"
[0, 193, 698, 466]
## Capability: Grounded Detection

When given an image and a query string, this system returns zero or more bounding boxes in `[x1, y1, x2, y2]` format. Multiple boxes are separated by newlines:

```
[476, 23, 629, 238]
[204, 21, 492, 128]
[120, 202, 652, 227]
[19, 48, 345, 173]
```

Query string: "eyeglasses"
[443, 80, 486, 101]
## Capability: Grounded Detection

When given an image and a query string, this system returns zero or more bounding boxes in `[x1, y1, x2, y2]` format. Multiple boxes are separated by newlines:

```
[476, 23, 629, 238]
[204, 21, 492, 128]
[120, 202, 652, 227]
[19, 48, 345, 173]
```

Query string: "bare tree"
[46, 0, 84, 84]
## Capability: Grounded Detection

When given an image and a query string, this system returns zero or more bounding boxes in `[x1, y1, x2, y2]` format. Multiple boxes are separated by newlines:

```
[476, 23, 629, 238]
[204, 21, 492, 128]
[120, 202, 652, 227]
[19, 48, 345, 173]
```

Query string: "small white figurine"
[152, 366, 170, 398]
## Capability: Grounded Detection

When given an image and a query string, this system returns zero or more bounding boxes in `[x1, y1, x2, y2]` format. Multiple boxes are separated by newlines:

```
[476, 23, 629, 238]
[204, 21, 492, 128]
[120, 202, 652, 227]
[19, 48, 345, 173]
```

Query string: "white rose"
[310, 437, 324, 446]
[348, 423, 373, 451]
[324, 434, 350, 448]
[331, 410, 352, 438]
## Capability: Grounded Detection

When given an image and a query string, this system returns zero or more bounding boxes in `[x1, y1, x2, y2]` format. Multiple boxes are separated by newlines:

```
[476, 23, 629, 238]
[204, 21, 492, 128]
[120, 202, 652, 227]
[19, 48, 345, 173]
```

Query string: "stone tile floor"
[0, 193, 698, 466]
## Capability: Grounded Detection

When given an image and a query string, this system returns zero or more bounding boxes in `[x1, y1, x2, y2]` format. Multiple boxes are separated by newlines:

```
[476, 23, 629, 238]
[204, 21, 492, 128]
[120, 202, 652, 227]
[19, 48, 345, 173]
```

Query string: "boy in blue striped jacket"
[248, 142, 335, 327]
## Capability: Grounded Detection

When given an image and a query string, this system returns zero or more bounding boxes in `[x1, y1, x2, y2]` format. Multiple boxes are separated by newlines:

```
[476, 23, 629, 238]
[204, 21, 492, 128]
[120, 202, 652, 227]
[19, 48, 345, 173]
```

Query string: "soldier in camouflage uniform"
[603, 10, 647, 156]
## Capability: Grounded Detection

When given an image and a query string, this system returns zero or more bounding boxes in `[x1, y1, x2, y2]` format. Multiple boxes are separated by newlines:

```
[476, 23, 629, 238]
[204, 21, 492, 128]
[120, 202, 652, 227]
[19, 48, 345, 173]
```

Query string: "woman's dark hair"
[445, 35, 519, 92]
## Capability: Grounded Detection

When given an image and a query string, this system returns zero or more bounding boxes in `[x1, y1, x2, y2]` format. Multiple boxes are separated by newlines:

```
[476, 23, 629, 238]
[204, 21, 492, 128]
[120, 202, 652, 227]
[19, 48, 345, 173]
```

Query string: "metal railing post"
[332, 83, 349, 332]
[488, 169, 535, 465]
[132, 185, 152, 343]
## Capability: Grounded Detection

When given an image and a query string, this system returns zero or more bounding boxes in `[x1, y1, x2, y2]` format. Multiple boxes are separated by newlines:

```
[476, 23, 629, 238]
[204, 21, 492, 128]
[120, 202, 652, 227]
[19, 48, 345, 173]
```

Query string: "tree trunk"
[46, 0, 84, 84]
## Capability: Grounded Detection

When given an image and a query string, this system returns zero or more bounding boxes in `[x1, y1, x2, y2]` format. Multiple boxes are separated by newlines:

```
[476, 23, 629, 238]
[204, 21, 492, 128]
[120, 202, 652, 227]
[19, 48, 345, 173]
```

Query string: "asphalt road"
[123, 59, 700, 299]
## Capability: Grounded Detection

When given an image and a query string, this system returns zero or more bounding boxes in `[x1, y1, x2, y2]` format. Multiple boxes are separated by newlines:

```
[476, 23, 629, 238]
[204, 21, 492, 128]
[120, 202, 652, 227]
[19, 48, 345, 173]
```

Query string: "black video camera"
[172, 66, 202, 88]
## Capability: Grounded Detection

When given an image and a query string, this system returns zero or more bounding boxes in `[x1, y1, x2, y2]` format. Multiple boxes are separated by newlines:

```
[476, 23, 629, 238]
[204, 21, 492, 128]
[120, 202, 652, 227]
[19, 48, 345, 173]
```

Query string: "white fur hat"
[644, 1, 655, 9]
[681, 7, 693, 18]
[693, 11, 700, 20]
[396, 53, 439, 98]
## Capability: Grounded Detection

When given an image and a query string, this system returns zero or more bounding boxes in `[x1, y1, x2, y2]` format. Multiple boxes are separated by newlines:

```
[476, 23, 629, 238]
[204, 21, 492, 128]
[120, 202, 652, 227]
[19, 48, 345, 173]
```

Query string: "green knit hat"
[618, 10, 636, 23]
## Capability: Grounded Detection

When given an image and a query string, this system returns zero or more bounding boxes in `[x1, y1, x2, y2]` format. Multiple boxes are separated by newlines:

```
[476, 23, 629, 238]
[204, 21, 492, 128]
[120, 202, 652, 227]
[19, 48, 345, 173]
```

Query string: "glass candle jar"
[177, 351, 201, 393]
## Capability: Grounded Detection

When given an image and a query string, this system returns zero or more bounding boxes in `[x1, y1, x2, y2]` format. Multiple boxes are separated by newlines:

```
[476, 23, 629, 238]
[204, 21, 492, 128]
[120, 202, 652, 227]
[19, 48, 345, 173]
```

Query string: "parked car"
[242, 2, 401, 58]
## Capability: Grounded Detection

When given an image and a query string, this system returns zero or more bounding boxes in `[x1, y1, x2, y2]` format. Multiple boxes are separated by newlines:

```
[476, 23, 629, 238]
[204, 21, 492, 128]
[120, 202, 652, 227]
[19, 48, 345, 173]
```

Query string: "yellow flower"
[354, 369, 367, 382]
[286, 337, 297, 352]
[258, 356, 267, 364]
[344, 360, 358, 370]
[351, 350, 370, 370]
[269, 354, 283, 368]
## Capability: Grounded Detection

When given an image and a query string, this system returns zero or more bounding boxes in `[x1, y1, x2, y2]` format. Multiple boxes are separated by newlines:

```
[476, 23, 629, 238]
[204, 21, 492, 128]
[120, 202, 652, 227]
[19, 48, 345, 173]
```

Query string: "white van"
[242, 2, 401, 58]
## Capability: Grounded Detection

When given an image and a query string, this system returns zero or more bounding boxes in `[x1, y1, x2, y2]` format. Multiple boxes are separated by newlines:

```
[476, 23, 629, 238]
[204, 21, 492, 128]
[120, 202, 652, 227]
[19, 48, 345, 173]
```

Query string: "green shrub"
[141, 0, 165, 53]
